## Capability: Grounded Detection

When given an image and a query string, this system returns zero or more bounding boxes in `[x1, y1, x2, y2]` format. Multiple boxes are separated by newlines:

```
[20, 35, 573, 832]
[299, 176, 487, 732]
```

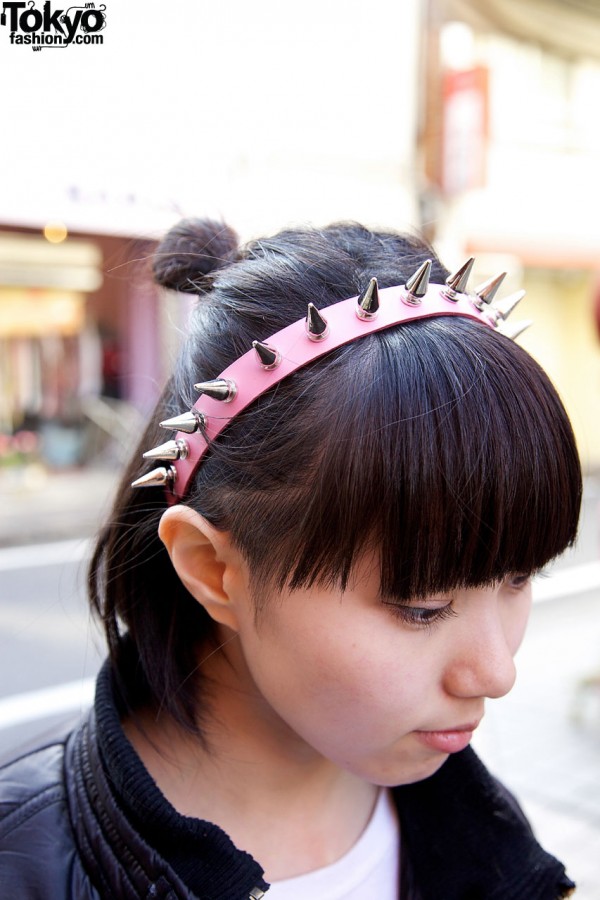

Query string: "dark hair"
[89, 219, 582, 732]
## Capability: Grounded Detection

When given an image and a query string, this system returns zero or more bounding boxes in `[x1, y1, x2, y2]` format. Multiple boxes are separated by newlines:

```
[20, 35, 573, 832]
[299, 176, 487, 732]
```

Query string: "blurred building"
[1, 0, 599, 473]
[421, 0, 600, 469]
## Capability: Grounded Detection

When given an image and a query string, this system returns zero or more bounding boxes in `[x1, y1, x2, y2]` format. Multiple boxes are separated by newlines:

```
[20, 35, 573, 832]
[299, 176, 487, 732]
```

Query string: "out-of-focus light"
[43, 222, 68, 243]
[441, 21, 476, 70]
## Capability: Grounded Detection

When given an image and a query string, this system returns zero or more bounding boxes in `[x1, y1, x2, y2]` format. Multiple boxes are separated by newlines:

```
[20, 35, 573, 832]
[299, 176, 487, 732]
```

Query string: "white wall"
[0, 0, 425, 240]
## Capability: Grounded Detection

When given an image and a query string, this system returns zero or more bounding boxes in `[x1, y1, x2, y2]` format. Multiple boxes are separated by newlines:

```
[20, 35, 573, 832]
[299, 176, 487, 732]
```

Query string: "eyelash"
[507, 573, 531, 590]
[385, 603, 457, 629]
[385, 574, 531, 629]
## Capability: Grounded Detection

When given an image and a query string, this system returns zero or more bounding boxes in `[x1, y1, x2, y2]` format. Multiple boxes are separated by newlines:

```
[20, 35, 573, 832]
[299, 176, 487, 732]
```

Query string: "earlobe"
[158, 505, 242, 631]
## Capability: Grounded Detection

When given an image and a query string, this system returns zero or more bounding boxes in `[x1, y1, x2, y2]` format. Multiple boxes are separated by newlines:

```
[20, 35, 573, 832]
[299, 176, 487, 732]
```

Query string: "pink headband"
[132, 259, 528, 501]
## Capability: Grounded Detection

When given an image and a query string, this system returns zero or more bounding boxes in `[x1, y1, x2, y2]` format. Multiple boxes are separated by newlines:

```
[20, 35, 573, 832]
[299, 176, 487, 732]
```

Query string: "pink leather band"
[170, 283, 495, 500]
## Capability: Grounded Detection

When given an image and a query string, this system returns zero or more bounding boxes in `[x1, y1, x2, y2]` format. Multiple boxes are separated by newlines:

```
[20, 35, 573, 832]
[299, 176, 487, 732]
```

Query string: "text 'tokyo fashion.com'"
[1, 1, 106, 50]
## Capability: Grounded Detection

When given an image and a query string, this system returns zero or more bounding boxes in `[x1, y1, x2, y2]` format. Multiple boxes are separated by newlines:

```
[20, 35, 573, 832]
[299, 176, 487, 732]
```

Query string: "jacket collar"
[393, 746, 574, 899]
[66, 662, 269, 899]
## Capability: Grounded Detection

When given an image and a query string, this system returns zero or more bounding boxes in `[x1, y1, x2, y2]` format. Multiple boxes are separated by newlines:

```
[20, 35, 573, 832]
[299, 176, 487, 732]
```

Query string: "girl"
[0, 220, 581, 898]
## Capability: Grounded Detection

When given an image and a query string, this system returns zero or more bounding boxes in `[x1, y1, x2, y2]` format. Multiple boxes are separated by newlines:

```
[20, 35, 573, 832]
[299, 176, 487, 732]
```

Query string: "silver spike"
[143, 439, 189, 461]
[404, 260, 432, 305]
[306, 303, 329, 341]
[491, 289, 526, 322]
[131, 466, 177, 489]
[356, 277, 380, 320]
[496, 319, 533, 340]
[252, 340, 282, 369]
[444, 257, 475, 300]
[159, 411, 205, 434]
[472, 272, 507, 310]
[193, 378, 237, 402]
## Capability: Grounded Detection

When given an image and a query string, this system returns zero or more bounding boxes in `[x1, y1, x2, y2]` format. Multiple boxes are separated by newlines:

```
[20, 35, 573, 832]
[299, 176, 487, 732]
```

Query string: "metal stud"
[491, 289, 526, 322]
[131, 466, 177, 489]
[472, 272, 507, 311]
[306, 303, 329, 341]
[252, 340, 282, 369]
[142, 439, 189, 461]
[404, 260, 432, 305]
[443, 258, 475, 300]
[496, 319, 533, 340]
[193, 378, 237, 402]
[356, 277, 380, 320]
[159, 411, 205, 434]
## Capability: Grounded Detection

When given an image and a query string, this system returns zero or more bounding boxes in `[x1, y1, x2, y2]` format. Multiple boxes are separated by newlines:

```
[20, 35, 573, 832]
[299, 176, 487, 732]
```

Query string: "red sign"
[442, 66, 489, 196]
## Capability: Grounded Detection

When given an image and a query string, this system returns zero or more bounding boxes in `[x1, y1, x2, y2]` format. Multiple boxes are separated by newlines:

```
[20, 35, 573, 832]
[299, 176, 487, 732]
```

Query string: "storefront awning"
[446, 0, 600, 62]
[0, 233, 102, 292]
[0, 288, 85, 338]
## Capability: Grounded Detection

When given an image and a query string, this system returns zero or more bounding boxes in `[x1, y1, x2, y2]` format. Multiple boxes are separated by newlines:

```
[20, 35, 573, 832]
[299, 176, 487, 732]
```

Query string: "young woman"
[0, 220, 581, 898]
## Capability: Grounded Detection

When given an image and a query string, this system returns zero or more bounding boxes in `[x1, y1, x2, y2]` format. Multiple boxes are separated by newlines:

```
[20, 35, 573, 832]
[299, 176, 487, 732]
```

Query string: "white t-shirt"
[266, 789, 400, 899]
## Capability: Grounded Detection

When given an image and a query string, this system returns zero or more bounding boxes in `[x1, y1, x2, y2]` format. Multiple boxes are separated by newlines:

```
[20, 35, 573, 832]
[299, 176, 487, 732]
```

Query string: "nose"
[442, 610, 517, 701]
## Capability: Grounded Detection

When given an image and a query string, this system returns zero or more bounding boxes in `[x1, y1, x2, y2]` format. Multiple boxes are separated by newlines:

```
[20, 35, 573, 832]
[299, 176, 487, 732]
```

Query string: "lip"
[414, 722, 480, 754]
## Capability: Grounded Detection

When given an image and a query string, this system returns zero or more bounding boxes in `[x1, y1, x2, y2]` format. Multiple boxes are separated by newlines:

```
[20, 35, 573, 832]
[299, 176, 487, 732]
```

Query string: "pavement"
[0, 464, 117, 547]
[1, 464, 600, 897]
[473, 584, 600, 898]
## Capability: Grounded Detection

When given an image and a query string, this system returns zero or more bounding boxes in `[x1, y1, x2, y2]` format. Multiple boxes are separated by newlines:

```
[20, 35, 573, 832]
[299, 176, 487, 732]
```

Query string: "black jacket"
[0, 664, 575, 899]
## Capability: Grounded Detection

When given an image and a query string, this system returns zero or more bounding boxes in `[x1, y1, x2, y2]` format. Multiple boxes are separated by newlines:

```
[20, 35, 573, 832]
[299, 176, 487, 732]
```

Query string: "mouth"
[413, 721, 481, 755]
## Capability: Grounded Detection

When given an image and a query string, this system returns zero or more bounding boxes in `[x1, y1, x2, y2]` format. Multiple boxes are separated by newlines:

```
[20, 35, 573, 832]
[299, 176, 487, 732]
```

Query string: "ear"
[158, 505, 245, 631]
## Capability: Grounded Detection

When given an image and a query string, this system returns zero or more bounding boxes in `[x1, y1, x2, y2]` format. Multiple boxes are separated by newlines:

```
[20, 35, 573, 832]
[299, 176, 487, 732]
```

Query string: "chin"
[368, 753, 450, 788]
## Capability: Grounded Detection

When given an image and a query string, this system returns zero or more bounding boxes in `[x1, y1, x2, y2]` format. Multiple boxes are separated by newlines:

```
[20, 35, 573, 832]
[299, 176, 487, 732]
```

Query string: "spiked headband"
[133, 258, 529, 501]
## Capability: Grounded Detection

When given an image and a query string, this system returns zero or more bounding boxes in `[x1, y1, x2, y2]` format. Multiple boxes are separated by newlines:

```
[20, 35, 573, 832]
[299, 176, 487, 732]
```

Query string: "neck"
[123, 632, 378, 881]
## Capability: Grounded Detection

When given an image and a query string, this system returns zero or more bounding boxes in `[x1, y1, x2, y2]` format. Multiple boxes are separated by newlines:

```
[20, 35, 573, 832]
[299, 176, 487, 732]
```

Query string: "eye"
[506, 573, 531, 591]
[384, 602, 457, 630]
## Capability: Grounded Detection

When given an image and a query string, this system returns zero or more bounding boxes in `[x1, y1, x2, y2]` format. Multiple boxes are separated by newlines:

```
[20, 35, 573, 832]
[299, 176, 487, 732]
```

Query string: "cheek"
[232, 600, 453, 784]
[241, 610, 431, 737]
[505, 589, 533, 655]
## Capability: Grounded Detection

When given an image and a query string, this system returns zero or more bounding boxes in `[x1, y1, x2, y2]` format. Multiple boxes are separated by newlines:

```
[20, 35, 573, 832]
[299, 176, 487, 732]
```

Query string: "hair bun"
[153, 218, 239, 293]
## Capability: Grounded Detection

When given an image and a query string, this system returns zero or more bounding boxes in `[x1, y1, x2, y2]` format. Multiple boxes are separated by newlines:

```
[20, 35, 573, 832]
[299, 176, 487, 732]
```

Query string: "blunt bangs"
[205, 316, 582, 601]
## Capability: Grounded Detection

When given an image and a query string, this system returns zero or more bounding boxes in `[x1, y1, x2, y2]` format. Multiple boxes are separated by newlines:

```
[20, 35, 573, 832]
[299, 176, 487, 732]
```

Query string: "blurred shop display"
[0, 228, 158, 470]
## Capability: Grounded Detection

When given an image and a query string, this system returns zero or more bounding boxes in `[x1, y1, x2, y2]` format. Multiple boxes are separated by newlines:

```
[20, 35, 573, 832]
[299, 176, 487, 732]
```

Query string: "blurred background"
[0, 0, 599, 894]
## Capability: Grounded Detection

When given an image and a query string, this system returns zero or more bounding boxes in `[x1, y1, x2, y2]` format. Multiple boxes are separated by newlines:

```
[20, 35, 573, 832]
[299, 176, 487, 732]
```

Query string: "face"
[224, 553, 532, 787]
